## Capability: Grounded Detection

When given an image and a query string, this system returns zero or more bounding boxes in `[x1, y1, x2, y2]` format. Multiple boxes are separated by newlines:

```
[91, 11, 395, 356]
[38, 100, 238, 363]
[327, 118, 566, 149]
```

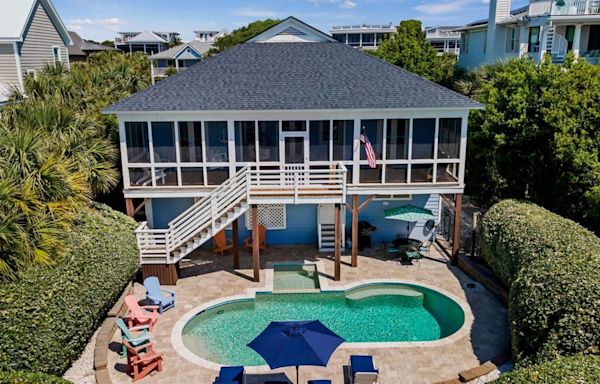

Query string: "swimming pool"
[180, 283, 465, 366]
[273, 263, 320, 291]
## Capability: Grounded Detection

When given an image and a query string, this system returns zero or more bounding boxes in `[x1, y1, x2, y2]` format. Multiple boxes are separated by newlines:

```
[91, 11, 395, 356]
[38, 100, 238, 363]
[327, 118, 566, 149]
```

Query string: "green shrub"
[0, 371, 70, 384]
[495, 354, 600, 383]
[0, 203, 139, 376]
[480, 200, 600, 364]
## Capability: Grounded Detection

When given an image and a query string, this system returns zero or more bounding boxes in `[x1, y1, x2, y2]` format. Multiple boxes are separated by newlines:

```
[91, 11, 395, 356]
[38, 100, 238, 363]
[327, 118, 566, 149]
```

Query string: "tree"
[372, 20, 456, 86]
[465, 54, 600, 232]
[207, 19, 280, 55]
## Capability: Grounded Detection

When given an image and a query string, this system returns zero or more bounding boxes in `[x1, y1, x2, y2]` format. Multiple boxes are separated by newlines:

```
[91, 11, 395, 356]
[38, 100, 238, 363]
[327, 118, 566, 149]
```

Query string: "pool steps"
[345, 286, 424, 301]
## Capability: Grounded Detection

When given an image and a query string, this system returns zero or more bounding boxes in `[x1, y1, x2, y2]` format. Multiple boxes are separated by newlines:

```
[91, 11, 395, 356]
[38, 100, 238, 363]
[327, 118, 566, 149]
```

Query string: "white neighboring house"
[0, 0, 71, 105]
[330, 23, 396, 50]
[114, 31, 180, 55]
[148, 41, 213, 84]
[425, 26, 462, 55]
[457, 0, 600, 69]
[194, 30, 226, 43]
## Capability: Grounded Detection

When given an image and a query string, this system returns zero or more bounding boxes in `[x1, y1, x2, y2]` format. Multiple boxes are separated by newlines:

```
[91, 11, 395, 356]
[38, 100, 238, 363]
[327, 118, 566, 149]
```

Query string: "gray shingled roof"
[104, 42, 481, 113]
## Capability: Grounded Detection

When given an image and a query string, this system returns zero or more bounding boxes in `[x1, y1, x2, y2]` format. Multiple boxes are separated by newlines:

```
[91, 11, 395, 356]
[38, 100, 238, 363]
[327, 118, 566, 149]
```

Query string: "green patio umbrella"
[384, 204, 436, 238]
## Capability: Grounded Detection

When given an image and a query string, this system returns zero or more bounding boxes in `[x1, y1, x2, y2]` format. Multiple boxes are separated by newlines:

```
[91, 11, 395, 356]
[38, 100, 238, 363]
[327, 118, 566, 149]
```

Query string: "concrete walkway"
[107, 244, 509, 384]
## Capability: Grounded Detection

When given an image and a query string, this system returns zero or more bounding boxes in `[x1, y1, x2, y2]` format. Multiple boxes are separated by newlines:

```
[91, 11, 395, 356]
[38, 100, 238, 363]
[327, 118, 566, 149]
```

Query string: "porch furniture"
[213, 230, 234, 256]
[116, 318, 151, 358]
[349, 355, 379, 384]
[244, 224, 266, 251]
[124, 295, 160, 331]
[384, 205, 436, 240]
[214, 366, 245, 384]
[143, 276, 175, 314]
[404, 249, 423, 267]
[123, 339, 163, 382]
[383, 241, 400, 259]
[308, 380, 332, 384]
[418, 240, 432, 258]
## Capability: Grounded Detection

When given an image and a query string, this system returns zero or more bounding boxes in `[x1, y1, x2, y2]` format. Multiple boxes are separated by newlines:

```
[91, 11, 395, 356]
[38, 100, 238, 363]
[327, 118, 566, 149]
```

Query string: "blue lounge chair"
[143, 276, 175, 314]
[350, 355, 379, 384]
[214, 366, 245, 384]
[308, 380, 332, 384]
[115, 317, 151, 358]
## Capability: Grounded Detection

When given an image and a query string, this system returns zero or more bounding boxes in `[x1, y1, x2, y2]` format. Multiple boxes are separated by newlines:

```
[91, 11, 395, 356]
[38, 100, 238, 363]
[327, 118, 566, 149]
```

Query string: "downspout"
[13, 41, 24, 94]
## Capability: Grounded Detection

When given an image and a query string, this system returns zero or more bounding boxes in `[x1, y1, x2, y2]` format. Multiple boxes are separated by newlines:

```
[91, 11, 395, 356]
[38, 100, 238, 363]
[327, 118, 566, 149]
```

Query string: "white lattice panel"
[246, 204, 286, 230]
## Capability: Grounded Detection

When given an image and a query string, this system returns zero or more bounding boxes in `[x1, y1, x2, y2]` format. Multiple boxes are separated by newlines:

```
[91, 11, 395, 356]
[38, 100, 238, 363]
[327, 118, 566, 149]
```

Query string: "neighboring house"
[67, 31, 117, 62]
[457, 0, 600, 69]
[114, 31, 180, 54]
[104, 17, 481, 284]
[0, 0, 70, 104]
[148, 41, 213, 84]
[330, 23, 396, 50]
[425, 26, 461, 55]
[194, 30, 226, 43]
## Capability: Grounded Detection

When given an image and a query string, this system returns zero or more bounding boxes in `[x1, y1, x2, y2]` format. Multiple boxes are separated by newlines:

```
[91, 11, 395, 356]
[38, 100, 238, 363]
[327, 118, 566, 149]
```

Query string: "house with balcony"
[457, 0, 600, 69]
[425, 26, 462, 55]
[194, 30, 226, 43]
[104, 17, 481, 284]
[330, 23, 396, 50]
[114, 31, 180, 54]
[0, 0, 71, 104]
[148, 40, 212, 84]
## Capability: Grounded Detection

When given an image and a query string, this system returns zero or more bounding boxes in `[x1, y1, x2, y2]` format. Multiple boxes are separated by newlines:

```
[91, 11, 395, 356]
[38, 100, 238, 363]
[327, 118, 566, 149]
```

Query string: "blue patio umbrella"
[247, 320, 345, 384]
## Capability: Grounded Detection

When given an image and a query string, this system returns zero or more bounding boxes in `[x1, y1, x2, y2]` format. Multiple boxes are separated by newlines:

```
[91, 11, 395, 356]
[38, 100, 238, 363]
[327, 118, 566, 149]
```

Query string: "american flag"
[360, 129, 377, 168]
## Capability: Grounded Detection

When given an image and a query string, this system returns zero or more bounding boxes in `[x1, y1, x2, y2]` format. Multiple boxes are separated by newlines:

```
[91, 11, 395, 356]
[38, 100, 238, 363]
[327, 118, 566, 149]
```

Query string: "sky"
[55, 0, 529, 42]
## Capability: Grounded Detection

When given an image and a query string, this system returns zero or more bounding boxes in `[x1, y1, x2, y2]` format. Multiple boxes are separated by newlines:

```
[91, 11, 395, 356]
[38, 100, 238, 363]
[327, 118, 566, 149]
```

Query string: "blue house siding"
[151, 197, 195, 228]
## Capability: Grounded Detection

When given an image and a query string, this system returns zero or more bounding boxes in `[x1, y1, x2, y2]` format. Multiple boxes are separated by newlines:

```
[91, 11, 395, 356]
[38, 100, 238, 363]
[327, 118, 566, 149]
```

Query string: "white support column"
[353, 118, 361, 184]
[227, 119, 236, 177]
[119, 120, 131, 188]
[458, 112, 469, 187]
[539, 26, 548, 62]
[573, 24, 583, 57]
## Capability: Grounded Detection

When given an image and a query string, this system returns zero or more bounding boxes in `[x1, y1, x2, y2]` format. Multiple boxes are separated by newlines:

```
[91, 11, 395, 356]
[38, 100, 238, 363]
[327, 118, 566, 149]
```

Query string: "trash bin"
[357, 221, 377, 251]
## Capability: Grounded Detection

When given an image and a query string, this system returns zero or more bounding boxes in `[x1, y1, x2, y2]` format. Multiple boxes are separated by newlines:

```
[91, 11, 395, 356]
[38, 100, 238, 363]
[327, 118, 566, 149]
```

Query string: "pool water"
[181, 283, 465, 366]
[273, 264, 320, 290]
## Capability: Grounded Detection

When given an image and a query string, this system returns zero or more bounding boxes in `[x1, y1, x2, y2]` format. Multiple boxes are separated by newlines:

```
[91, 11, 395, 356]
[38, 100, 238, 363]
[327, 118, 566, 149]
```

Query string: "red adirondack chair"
[124, 339, 163, 382]
[124, 295, 159, 331]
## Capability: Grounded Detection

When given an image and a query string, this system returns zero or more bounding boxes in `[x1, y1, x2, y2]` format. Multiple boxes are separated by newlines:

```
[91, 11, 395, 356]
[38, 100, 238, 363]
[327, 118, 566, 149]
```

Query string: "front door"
[282, 129, 309, 186]
[284, 136, 306, 164]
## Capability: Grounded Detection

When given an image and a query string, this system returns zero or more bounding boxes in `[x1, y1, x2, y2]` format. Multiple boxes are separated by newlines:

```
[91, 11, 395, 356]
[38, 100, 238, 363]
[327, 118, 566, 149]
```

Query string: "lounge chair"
[123, 339, 163, 382]
[143, 276, 175, 314]
[308, 380, 332, 384]
[213, 230, 234, 256]
[349, 355, 379, 384]
[116, 318, 151, 358]
[214, 366, 245, 384]
[244, 224, 266, 252]
[124, 295, 160, 331]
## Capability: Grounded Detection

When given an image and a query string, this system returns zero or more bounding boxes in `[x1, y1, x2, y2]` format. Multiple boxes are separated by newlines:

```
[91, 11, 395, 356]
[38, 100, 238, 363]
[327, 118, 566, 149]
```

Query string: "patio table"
[392, 239, 423, 261]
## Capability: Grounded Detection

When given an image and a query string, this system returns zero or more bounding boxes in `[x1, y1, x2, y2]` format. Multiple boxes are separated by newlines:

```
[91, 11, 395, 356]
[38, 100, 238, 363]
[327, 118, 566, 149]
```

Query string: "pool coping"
[171, 264, 474, 373]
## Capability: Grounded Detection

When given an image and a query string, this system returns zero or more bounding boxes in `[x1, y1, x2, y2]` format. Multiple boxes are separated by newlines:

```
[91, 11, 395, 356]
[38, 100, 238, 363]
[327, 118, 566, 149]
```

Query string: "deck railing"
[529, 0, 600, 16]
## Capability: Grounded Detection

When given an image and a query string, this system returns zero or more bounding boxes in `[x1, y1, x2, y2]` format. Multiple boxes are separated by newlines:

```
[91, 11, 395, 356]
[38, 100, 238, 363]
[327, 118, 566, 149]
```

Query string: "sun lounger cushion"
[350, 355, 378, 375]
[308, 380, 332, 384]
[215, 366, 244, 383]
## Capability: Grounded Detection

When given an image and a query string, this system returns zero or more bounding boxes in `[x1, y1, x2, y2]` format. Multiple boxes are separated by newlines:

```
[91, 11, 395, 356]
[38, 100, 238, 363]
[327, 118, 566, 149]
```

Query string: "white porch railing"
[134, 163, 348, 264]
[530, 0, 600, 16]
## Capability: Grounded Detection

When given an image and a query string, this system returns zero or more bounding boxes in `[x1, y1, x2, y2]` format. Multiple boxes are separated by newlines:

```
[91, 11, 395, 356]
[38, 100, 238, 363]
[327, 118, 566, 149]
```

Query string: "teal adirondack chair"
[116, 317, 152, 358]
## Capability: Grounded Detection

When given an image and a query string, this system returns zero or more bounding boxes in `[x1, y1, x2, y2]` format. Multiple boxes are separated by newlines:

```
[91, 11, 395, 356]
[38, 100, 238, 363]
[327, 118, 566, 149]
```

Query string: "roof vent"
[278, 27, 307, 36]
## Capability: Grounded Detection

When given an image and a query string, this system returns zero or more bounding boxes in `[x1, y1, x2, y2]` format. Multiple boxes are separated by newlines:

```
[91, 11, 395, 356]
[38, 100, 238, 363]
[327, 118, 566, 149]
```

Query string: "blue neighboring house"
[104, 17, 482, 284]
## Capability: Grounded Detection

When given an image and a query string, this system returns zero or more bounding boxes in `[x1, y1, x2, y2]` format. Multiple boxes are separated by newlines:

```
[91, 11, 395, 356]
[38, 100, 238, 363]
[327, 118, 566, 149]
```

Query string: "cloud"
[414, 0, 488, 15]
[67, 17, 125, 35]
[231, 7, 282, 18]
[340, 0, 357, 9]
[308, 0, 358, 9]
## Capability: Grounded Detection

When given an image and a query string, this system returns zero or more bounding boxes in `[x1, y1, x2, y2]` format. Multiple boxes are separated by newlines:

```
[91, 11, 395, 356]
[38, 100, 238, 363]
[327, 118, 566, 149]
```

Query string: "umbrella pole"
[296, 365, 299, 384]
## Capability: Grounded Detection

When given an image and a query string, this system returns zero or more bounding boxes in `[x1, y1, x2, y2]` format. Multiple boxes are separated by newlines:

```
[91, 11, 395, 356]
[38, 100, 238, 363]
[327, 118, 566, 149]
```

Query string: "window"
[258, 121, 279, 161]
[461, 32, 469, 54]
[386, 119, 409, 160]
[282, 121, 306, 132]
[411, 164, 434, 183]
[360, 120, 383, 160]
[385, 164, 408, 183]
[528, 27, 540, 53]
[506, 27, 519, 53]
[332, 120, 354, 161]
[348, 34, 360, 46]
[125, 122, 149, 163]
[309, 120, 330, 161]
[565, 25, 575, 51]
[52, 46, 61, 63]
[412, 119, 435, 159]
[332, 34, 345, 43]
[179, 122, 202, 162]
[205, 121, 228, 162]
[151, 122, 176, 163]
[362, 33, 375, 47]
[438, 118, 461, 159]
[234, 121, 256, 162]
[154, 167, 178, 185]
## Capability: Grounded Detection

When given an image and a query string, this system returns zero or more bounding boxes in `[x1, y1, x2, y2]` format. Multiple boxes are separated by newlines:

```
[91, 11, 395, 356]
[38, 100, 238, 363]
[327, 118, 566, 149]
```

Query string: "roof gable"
[0, 0, 70, 44]
[127, 31, 167, 43]
[248, 17, 337, 43]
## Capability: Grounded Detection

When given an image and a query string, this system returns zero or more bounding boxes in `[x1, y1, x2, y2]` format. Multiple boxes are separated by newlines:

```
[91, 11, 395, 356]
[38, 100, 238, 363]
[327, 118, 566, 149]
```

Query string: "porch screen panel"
[436, 163, 459, 182]
[332, 120, 354, 161]
[411, 164, 434, 183]
[438, 118, 461, 159]
[178, 122, 202, 162]
[360, 120, 383, 160]
[234, 121, 256, 162]
[309, 120, 330, 161]
[125, 122, 149, 163]
[386, 119, 409, 159]
[258, 121, 279, 161]
[412, 119, 435, 159]
[151, 122, 176, 163]
[205, 121, 228, 162]
[282, 121, 306, 132]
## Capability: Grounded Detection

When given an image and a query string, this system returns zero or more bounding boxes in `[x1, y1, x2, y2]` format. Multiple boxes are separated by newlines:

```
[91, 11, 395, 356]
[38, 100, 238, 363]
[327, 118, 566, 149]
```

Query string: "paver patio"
[107, 244, 509, 384]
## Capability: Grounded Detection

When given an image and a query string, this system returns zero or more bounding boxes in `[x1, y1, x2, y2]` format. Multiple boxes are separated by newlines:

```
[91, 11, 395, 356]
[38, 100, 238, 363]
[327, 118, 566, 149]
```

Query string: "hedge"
[0, 371, 70, 384]
[0, 203, 139, 376]
[495, 354, 600, 383]
[480, 200, 600, 364]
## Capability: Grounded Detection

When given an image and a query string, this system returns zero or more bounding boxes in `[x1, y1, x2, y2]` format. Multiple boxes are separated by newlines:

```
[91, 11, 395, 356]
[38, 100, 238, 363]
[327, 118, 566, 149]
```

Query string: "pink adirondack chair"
[124, 295, 160, 331]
